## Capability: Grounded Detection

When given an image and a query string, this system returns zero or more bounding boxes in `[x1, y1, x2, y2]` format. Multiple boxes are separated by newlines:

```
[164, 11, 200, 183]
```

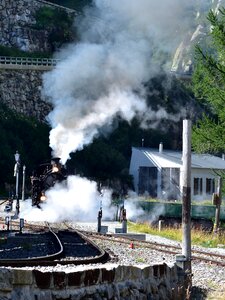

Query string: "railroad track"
[64, 225, 225, 267]
[1, 218, 224, 267]
[0, 220, 108, 267]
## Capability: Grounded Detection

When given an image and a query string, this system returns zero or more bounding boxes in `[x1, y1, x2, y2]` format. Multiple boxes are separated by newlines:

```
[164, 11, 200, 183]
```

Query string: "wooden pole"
[214, 177, 222, 233]
[182, 119, 192, 268]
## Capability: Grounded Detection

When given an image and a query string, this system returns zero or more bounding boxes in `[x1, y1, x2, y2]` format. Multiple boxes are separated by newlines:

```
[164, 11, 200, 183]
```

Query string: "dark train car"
[31, 158, 66, 207]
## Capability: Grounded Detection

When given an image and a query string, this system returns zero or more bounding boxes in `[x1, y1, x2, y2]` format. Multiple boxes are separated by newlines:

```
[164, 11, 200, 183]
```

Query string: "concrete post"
[181, 119, 192, 274]
[214, 177, 222, 233]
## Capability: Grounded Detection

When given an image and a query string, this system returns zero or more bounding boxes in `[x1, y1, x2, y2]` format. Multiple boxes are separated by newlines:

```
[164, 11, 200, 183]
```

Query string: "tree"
[192, 8, 225, 154]
[0, 103, 51, 195]
[34, 7, 74, 51]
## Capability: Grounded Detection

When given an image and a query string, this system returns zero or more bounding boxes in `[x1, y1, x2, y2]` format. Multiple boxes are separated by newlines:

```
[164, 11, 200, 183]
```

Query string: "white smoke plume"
[37, 0, 204, 223]
[21, 175, 115, 222]
[43, 0, 197, 163]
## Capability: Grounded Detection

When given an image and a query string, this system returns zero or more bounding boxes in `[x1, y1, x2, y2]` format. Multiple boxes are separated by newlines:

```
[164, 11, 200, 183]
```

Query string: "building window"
[206, 178, 215, 194]
[193, 178, 203, 195]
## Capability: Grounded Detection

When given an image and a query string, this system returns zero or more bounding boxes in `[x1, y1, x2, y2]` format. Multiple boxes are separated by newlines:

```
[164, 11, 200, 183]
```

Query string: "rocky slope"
[171, 0, 225, 76]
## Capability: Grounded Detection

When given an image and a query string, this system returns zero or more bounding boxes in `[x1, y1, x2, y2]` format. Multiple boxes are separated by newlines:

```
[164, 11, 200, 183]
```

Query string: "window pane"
[194, 177, 203, 195]
[194, 178, 198, 195]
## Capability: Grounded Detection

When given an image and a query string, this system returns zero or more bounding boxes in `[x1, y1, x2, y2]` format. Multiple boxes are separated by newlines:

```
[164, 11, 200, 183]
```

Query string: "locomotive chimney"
[159, 142, 163, 153]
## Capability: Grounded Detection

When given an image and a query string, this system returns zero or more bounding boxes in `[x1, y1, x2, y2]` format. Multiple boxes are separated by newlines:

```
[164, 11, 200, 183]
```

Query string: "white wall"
[129, 148, 155, 192]
[191, 168, 219, 201]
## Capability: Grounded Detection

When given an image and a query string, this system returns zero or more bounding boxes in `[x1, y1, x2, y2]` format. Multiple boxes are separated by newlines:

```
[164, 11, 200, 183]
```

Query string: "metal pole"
[97, 209, 102, 233]
[214, 177, 222, 233]
[13, 151, 20, 218]
[181, 119, 192, 269]
[22, 165, 26, 201]
[122, 208, 127, 233]
[15, 163, 20, 216]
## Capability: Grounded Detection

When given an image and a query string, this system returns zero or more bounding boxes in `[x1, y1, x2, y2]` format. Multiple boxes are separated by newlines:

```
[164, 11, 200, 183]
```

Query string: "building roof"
[133, 147, 225, 170]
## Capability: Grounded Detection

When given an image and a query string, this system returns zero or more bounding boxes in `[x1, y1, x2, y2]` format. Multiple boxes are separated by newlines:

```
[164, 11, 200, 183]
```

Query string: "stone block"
[33, 270, 51, 289]
[141, 266, 153, 279]
[53, 272, 66, 289]
[130, 266, 142, 280]
[100, 226, 108, 234]
[114, 227, 123, 233]
[152, 264, 167, 279]
[13, 269, 33, 286]
[115, 265, 131, 282]
[0, 268, 13, 292]
[101, 268, 115, 283]
[159, 264, 167, 277]
[67, 271, 84, 287]
[83, 269, 100, 286]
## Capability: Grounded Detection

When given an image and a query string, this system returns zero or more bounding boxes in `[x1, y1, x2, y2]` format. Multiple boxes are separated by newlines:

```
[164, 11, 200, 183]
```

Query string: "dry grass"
[128, 221, 225, 248]
[207, 290, 225, 300]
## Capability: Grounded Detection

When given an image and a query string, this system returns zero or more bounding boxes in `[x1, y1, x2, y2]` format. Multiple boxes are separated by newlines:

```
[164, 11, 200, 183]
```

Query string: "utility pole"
[181, 119, 192, 268]
[214, 176, 222, 233]
[176, 119, 192, 299]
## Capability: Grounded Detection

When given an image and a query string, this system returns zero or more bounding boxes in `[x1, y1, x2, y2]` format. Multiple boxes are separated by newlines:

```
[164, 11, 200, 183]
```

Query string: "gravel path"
[69, 221, 225, 300]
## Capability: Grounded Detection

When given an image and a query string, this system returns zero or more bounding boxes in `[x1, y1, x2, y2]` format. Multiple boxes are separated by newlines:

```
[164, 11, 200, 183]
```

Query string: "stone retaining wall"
[0, 263, 190, 300]
[0, 68, 51, 121]
[0, 0, 75, 52]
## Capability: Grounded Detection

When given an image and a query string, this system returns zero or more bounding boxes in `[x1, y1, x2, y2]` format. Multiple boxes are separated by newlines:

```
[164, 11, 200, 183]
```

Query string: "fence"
[0, 56, 59, 67]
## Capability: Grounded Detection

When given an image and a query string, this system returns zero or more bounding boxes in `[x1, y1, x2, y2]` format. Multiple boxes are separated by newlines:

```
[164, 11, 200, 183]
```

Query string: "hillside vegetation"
[0, 104, 51, 196]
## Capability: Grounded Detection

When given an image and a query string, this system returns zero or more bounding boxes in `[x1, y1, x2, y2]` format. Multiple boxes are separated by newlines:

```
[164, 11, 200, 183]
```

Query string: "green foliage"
[34, 6, 74, 51]
[47, 0, 92, 11]
[192, 8, 225, 155]
[0, 45, 51, 58]
[0, 104, 51, 195]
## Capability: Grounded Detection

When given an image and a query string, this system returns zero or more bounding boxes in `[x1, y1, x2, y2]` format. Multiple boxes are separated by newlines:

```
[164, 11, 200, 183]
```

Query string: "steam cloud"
[31, 0, 204, 223]
[43, 0, 197, 163]
[21, 175, 114, 222]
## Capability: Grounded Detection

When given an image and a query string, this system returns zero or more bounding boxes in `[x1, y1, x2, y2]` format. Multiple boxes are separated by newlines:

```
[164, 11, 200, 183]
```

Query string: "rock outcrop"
[171, 0, 225, 76]
[0, 0, 75, 52]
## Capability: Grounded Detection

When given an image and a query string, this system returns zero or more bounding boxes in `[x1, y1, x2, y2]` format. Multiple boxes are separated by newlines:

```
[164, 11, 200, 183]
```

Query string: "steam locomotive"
[31, 158, 66, 207]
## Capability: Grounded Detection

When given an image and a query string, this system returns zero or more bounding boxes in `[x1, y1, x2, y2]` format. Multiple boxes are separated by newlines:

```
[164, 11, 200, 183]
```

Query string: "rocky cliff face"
[171, 0, 225, 76]
[0, 67, 51, 121]
[0, 0, 74, 52]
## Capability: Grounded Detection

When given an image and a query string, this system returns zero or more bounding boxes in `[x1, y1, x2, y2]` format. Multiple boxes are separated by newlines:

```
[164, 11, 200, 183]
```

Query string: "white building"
[129, 144, 225, 201]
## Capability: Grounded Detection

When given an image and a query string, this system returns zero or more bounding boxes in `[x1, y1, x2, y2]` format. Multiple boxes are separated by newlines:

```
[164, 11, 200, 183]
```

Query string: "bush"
[0, 45, 51, 58]
[34, 6, 74, 51]
[0, 104, 51, 196]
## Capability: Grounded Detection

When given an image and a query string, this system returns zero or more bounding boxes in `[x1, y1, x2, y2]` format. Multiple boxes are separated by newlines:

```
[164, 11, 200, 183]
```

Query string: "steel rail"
[79, 230, 225, 267]
[0, 223, 109, 267]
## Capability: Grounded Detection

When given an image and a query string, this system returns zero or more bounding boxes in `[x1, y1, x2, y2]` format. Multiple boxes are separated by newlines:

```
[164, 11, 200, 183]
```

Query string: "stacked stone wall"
[0, 0, 75, 52]
[0, 67, 51, 121]
[0, 263, 189, 300]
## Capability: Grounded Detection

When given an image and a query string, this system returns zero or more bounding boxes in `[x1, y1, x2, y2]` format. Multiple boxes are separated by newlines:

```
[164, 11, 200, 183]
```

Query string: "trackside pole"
[176, 119, 192, 299]
[214, 176, 222, 233]
[182, 119, 192, 266]
[97, 208, 102, 233]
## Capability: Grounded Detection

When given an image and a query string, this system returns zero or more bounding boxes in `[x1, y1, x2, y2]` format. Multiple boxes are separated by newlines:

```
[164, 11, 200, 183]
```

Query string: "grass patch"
[136, 257, 146, 263]
[128, 221, 225, 248]
[207, 290, 225, 300]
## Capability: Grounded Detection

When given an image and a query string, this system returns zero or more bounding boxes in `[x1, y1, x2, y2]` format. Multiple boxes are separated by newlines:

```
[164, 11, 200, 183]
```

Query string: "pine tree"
[192, 8, 225, 154]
